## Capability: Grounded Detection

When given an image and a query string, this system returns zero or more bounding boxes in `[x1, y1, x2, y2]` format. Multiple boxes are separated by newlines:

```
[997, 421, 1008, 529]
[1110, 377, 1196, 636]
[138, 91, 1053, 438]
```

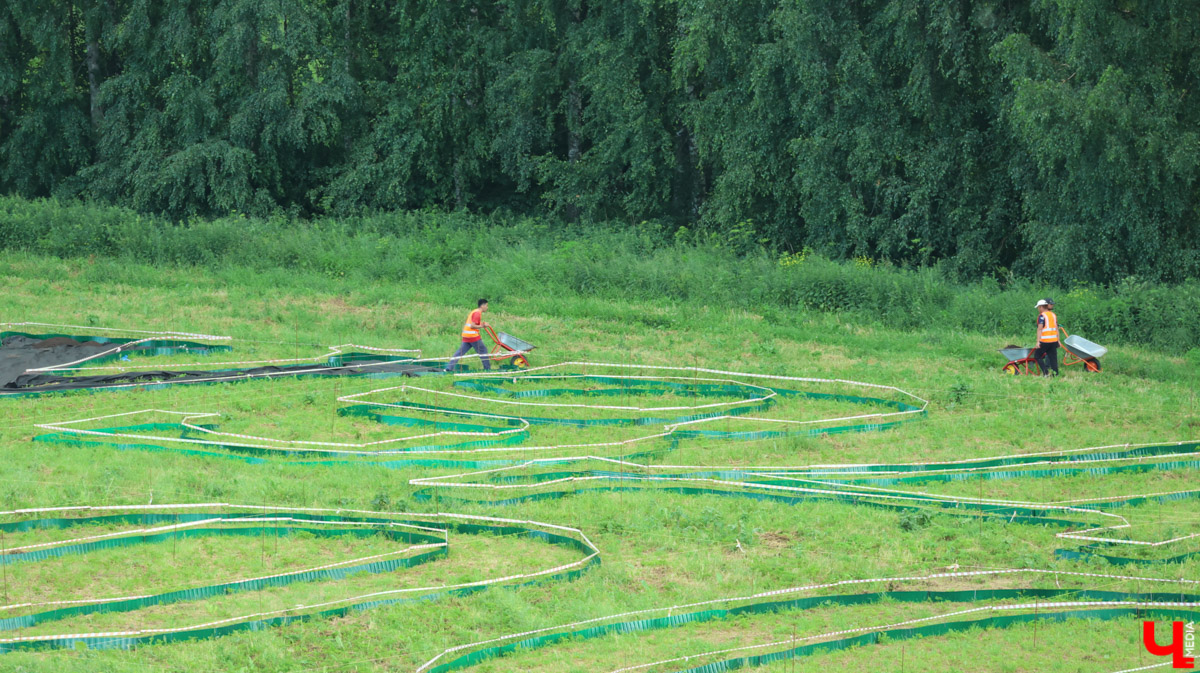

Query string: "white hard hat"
[1035, 299, 1049, 308]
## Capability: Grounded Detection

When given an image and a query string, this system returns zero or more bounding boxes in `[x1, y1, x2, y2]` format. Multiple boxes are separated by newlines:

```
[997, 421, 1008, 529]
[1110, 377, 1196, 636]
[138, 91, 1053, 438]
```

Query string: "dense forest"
[1, 1, 1197, 284]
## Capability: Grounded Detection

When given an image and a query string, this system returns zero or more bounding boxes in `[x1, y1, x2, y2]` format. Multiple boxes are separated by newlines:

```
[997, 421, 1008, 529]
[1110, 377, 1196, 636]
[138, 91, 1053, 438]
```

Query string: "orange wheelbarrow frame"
[998, 346, 1038, 375]
[1058, 330, 1103, 372]
[483, 324, 533, 368]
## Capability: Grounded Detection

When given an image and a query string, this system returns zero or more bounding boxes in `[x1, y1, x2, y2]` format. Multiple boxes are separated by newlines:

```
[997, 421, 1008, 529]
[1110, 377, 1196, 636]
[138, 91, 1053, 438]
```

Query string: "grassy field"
[0, 250, 1197, 672]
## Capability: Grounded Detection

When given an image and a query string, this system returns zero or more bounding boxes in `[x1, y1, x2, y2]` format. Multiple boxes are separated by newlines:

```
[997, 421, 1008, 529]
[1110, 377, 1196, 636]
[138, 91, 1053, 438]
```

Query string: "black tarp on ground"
[10, 361, 443, 392]
[0, 334, 157, 388]
[1, 334, 443, 395]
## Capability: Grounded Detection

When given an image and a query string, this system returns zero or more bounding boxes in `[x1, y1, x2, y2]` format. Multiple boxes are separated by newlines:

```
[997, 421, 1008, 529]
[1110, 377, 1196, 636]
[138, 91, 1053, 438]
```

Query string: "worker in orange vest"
[1033, 298, 1061, 377]
[445, 299, 492, 372]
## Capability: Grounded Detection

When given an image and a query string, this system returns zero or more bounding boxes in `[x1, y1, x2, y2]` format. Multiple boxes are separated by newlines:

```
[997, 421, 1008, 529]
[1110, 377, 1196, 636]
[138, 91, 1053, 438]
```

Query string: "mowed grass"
[0, 251, 1197, 672]
[6, 530, 582, 638]
[449, 589, 1177, 673]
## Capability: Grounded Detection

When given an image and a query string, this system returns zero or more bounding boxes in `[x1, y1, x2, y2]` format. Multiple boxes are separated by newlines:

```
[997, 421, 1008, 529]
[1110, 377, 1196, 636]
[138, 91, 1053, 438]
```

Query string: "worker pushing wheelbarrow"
[999, 298, 1105, 375]
[445, 299, 535, 372]
[999, 336, 1105, 374]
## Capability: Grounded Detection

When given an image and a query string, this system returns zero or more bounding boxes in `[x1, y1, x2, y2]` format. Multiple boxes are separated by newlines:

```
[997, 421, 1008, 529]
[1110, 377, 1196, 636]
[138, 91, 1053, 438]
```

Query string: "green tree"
[0, 0, 1196, 286]
[995, 0, 1200, 283]
[0, 0, 93, 198]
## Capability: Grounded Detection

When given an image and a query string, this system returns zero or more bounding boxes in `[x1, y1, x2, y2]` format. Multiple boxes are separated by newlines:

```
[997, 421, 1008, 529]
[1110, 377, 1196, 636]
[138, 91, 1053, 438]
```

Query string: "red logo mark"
[1143, 621, 1196, 669]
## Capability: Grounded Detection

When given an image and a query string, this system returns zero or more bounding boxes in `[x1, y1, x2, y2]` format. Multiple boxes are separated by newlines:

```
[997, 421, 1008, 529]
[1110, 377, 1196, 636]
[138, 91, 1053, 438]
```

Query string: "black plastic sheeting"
[0, 334, 443, 394]
[12, 361, 443, 392]
[0, 334, 150, 388]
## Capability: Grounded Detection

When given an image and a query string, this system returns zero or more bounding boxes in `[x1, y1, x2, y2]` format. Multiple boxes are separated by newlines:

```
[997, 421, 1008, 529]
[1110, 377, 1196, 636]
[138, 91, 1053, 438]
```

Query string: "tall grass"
[2, 195, 1197, 351]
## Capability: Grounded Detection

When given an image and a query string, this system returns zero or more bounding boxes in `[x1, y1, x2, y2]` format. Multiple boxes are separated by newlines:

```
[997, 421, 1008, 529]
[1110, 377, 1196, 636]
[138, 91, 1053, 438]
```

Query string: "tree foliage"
[1, 0, 1197, 284]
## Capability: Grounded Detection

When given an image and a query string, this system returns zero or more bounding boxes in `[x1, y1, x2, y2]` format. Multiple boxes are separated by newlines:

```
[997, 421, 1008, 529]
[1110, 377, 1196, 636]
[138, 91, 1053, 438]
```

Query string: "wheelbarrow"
[483, 324, 534, 368]
[999, 332, 1105, 375]
[1061, 333, 1105, 372]
[998, 346, 1037, 375]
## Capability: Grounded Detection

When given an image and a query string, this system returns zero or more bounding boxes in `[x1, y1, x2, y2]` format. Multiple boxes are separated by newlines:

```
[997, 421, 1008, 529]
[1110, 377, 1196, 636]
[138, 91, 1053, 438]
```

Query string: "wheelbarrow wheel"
[1085, 358, 1101, 372]
[1001, 363, 1021, 375]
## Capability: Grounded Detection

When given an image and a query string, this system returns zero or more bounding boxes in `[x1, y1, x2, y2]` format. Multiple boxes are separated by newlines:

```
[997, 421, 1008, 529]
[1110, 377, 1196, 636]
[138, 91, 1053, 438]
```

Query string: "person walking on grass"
[445, 299, 492, 372]
[1033, 298, 1061, 377]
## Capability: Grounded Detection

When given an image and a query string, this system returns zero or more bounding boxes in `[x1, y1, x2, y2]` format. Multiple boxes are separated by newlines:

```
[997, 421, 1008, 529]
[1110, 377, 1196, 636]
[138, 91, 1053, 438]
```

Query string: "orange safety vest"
[1038, 310, 1059, 343]
[461, 309, 482, 341]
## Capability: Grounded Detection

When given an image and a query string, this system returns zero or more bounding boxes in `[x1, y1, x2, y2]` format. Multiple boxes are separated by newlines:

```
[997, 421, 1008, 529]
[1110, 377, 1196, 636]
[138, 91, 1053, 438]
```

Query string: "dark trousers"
[446, 340, 490, 371]
[1034, 341, 1059, 376]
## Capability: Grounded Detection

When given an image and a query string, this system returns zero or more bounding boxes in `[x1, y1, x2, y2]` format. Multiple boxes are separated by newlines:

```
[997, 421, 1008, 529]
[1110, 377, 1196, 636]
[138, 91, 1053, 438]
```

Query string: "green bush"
[1, 196, 1197, 352]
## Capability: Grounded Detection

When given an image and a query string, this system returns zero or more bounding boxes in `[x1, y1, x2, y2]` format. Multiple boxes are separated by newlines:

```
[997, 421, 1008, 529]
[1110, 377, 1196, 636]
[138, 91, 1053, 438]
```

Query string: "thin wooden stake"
[977, 478, 983, 538]
[331, 380, 340, 437]
[791, 624, 797, 673]
[1033, 600, 1038, 653]
[2, 532, 9, 603]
